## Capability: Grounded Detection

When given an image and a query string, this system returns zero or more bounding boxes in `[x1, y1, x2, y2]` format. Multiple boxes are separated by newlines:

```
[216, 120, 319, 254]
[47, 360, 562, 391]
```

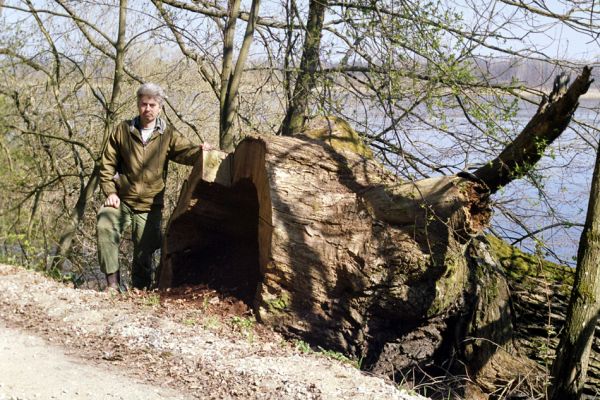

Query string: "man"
[97, 83, 207, 290]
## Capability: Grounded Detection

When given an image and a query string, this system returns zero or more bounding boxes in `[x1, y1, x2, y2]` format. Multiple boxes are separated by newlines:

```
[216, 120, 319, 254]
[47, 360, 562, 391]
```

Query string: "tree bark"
[159, 123, 490, 368]
[550, 139, 600, 399]
[219, 0, 261, 151]
[485, 234, 600, 398]
[280, 0, 328, 136]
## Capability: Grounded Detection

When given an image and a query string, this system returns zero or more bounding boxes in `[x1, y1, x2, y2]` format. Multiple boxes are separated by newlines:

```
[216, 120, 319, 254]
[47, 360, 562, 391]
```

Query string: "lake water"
[490, 100, 599, 265]
[352, 97, 600, 266]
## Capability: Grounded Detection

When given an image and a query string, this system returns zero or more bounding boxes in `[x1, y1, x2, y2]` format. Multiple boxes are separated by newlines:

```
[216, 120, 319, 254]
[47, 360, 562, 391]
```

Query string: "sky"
[454, 0, 600, 61]
[2, 0, 599, 62]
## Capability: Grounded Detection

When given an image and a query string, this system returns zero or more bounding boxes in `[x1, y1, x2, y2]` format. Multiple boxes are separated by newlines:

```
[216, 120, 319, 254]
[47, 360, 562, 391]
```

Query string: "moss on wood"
[266, 293, 290, 313]
[486, 235, 573, 292]
[428, 250, 469, 317]
[303, 117, 373, 159]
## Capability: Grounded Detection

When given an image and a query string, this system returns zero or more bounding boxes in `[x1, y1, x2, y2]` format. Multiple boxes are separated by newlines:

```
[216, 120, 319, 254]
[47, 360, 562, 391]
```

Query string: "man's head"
[136, 83, 165, 127]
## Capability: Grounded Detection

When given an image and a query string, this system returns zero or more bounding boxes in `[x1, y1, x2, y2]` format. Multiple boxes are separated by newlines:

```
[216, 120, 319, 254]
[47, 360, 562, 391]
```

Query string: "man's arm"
[99, 126, 121, 208]
[168, 130, 204, 165]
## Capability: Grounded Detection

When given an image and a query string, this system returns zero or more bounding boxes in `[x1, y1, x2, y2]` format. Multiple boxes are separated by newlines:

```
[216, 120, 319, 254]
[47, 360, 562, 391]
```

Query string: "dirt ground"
[0, 264, 427, 400]
[0, 325, 189, 400]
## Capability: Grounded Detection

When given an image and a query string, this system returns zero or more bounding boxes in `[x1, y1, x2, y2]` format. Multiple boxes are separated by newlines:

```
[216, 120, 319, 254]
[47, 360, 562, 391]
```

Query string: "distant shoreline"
[580, 89, 600, 100]
[516, 87, 600, 102]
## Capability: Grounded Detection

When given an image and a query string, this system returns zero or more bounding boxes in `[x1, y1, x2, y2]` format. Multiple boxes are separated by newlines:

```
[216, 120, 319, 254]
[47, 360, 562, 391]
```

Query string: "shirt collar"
[130, 116, 166, 134]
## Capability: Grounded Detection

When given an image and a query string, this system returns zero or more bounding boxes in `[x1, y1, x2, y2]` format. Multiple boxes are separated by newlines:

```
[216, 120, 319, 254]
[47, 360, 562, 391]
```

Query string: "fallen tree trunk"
[475, 66, 593, 194]
[488, 236, 600, 398]
[159, 129, 490, 364]
[158, 67, 594, 396]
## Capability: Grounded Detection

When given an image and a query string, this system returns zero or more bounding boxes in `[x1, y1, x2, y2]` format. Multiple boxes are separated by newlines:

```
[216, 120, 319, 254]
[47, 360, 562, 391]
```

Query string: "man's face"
[137, 95, 161, 126]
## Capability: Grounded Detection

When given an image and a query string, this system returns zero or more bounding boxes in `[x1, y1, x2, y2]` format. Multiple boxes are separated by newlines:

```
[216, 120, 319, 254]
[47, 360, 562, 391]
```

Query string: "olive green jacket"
[99, 117, 201, 211]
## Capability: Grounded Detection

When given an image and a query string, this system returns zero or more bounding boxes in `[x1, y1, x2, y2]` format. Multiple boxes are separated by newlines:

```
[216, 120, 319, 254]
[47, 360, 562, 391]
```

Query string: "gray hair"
[136, 83, 166, 105]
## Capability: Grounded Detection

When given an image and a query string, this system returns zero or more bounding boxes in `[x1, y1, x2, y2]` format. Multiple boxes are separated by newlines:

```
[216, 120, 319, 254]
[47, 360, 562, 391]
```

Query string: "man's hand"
[200, 142, 213, 151]
[105, 193, 121, 208]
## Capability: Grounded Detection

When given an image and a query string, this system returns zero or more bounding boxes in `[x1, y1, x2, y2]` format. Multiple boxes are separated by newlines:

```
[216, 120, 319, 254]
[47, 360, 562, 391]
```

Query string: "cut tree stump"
[159, 119, 491, 371]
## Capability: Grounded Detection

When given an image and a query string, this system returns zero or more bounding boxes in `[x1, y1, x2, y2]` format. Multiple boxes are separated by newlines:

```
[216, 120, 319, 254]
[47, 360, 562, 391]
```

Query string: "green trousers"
[96, 202, 162, 289]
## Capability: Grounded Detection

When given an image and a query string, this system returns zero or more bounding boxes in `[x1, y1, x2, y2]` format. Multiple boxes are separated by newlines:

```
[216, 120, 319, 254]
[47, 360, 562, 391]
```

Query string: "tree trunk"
[550, 139, 600, 399]
[159, 122, 491, 367]
[51, 0, 128, 272]
[460, 236, 545, 397]
[50, 166, 99, 271]
[159, 67, 595, 396]
[219, 0, 261, 151]
[486, 234, 600, 398]
[475, 66, 592, 194]
[280, 0, 328, 136]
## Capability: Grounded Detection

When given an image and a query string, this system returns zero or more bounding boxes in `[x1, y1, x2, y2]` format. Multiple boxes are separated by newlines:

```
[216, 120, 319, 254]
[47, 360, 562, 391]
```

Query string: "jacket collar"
[129, 116, 166, 134]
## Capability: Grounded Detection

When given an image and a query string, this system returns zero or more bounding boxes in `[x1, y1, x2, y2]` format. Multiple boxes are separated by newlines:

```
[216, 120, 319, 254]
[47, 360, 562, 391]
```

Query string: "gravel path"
[0, 264, 427, 400]
[0, 325, 190, 400]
